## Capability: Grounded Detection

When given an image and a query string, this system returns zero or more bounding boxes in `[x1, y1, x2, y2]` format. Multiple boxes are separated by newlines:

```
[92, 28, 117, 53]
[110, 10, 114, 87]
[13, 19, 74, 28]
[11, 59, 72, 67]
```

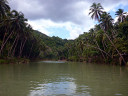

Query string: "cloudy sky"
[8, 0, 128, 39]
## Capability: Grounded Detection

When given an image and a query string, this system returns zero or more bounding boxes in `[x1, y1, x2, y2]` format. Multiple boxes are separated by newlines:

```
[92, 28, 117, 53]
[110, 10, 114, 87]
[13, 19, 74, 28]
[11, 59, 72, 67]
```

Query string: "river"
[0, 61, 128, 96]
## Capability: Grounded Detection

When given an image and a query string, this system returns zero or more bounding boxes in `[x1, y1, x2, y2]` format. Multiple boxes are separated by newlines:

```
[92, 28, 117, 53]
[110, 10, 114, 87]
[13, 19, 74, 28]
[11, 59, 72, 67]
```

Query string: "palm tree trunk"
[86, 44, 111, 58]
[8, 34, 19, 57]
[28, 43, 33, 58]
[19, 38, 27, 57]
[95, 40, 106, 59]
[21, 38, 27, 56]
[11, 36, 19, 57]
[104, 31, 126, 65]
[0, 31, 14, 55]
[104, 40, 108, 48]
[102, 40, 110, 58]
[102, 40, 105, 50]
[18, 40, 24, 58]
[1, 32, 7, 49]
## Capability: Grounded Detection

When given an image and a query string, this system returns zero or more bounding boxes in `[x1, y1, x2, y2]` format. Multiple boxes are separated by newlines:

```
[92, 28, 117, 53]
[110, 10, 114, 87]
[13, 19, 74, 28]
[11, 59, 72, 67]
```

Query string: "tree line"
[0, 0, 69, 61]
[64, 3, 128, 65]
[0, 0, 47, 59]
[1, 1, 128, 65]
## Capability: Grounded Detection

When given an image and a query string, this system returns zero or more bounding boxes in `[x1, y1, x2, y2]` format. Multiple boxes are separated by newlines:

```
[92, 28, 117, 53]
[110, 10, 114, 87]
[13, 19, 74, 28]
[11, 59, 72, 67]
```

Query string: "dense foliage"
[0, 1, 128, 65]
[65, 3, 128, 65]
[0, 0, 47, 59]
[33, 31, 69, 60]
[0, 0, 69, 60]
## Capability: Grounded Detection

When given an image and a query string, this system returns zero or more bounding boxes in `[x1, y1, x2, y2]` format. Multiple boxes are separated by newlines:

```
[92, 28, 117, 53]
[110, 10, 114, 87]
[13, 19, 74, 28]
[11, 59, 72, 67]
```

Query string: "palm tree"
[100, 12, 126, 65]
[19, 24, 32, 57]
[0, 0, 10, 18]
[0, 12, 14, 55]
[115, 9, 126, 23]
[8, 10, 28, 57]
[89, 3, 126, 65]
[89, 2, 103, 22]
[100, 12, 113, 31]
[89, 28, 106, 59]
[76, 39, 85, 58]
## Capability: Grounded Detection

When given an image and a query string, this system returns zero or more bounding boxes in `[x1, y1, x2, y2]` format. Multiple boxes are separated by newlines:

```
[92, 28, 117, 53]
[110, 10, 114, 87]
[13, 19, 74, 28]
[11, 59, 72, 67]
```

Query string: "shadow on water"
[0, 61, 128, 96]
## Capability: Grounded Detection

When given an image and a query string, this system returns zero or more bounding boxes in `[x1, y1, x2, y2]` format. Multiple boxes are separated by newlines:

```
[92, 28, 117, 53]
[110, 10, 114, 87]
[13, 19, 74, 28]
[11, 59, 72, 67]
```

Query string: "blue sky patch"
[46, 27, 70, 39]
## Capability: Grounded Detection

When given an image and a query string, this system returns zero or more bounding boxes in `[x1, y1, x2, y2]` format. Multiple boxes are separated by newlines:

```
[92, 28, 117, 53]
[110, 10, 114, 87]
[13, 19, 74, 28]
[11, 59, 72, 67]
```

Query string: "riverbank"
[0, 58, 30, 64]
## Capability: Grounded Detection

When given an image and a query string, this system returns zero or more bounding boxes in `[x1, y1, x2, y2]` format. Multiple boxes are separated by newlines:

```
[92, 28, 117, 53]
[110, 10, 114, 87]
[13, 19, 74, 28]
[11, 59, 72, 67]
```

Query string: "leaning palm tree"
[115, 9, 126, 23]
[89, 2, 104, 22]
[101, 13, 126, 65]
[0, 11, 13, 55]
[7, 10, 28, 57]
[19, 24, 32, 58]
[89, 28, 106, 59]
[89, 3, 126, 65]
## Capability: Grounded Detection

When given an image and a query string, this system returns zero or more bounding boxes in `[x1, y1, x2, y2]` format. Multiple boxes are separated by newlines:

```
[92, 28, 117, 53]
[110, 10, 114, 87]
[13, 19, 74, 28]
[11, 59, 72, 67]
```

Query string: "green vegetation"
[0, 58, 29, 64]
[65, 3, 128, 65]
[0, 0, 47, 62]
[0, 1, 128, 65]
[33, 31, 69, 60]
[0, 0, 69, 62]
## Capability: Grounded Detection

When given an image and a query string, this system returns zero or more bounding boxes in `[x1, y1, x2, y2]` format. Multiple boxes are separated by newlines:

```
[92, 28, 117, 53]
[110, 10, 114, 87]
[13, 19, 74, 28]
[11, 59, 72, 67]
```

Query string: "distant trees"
[0, 0, 47, 59]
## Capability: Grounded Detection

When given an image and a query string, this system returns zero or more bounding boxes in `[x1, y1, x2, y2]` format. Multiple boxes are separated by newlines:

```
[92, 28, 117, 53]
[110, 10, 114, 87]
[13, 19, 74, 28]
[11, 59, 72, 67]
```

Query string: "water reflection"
[29, 81, 76, 96]
[0, 61, 128, 96]
[29, 78, 91, 96]
[27, 61, 91, 96]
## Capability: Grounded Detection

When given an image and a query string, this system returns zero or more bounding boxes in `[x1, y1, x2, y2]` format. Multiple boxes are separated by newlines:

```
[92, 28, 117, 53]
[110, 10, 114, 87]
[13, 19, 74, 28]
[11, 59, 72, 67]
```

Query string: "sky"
[8, 0, 128, 39]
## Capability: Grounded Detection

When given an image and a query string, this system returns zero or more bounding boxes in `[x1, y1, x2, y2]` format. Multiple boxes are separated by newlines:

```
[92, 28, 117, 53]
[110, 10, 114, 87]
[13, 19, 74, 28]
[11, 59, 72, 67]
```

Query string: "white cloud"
[9, 0, 128, 39]
[28, 19, 95, 39]
[66, 25, 83, 39]
[28, 20, 51, 35]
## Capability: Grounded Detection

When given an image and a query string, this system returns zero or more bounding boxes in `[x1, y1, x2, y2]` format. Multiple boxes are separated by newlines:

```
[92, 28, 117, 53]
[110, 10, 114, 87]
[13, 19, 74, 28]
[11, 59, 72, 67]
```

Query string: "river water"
[0, 61, 128, 96]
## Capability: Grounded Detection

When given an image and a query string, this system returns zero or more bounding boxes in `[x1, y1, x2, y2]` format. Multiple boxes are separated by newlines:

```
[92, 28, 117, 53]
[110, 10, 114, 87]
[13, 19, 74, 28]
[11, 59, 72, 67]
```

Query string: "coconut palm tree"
[89, 3, 126, 65]
[0, 0, 10, 17]
[89, 28, 106, 59]
[89, 2, 103, 22]
[100, 12, 126, 65]
[100, 12, 113, 31]
[19, 24, 32, 57]
[8, 10, 28, 57]
[115, 9, 126, 23]
[0, 11, 14, 55]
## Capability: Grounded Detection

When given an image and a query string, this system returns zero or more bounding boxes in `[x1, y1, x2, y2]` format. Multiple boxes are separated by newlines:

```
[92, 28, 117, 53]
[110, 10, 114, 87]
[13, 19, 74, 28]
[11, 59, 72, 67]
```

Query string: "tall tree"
[115, 9, 126, 23]
[100, 12, 113, 31]
[89, 2, 103, 22]
[89, 3, 126, 65]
